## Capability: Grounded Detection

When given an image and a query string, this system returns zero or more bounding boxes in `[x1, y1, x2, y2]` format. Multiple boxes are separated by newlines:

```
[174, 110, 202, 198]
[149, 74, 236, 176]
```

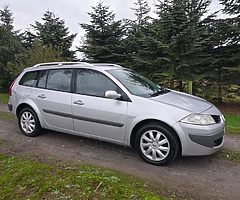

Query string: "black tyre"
[135, 123, 180, 166]
[18, 107, 42, 137]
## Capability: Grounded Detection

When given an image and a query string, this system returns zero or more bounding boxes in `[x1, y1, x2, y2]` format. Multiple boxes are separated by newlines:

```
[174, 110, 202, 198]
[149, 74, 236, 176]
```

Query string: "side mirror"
[105, 91, 121, 100]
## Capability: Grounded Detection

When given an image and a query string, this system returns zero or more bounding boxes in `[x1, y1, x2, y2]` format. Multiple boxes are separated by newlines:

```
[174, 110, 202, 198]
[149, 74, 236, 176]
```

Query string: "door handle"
[38, 94, 46, 99]
[74, 100, 84, 105]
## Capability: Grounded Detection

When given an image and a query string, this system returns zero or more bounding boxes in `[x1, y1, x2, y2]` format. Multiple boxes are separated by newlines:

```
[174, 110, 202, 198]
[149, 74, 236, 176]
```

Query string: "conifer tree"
[0, 6, 23, 91]
[79, 2, 125, 63]
[33, 11, 76, 59]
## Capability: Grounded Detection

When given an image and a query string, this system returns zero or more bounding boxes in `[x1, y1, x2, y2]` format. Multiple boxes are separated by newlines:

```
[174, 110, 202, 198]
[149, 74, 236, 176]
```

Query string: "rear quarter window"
[19, 71, 39, 87]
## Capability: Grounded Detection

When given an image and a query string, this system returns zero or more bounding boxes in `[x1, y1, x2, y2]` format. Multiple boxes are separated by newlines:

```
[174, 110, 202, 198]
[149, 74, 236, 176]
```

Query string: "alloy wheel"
[140, 130, 170, 161]
[20, 111, 36, 134]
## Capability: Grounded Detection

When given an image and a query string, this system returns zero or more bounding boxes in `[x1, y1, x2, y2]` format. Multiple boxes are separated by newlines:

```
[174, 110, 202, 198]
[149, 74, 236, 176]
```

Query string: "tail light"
[9, 74, 20, 96]
[9, 80, 15, 96]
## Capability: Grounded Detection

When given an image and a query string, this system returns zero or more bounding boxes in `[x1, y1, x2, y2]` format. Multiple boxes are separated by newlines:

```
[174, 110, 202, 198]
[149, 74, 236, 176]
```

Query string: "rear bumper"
[8, 104, 13, 111]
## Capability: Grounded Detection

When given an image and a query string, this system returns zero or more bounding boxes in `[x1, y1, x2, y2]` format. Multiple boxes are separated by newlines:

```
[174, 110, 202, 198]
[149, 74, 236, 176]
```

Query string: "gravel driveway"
[0, 103, 240, 199]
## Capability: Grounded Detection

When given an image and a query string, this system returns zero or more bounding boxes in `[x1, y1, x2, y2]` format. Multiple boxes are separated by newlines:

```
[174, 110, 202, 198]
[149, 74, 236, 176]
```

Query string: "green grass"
[225, 114, 240, 135]
[0, 93, 9, 104]
[217, 149, 240, 164]
[0, 111, 15, 122]
[0, 153, 175, 200]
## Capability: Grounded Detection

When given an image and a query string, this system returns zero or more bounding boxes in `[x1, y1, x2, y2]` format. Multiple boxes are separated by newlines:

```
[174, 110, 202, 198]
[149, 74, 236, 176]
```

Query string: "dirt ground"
[216, 102, 240, 114]
[0, 118, 240, 200]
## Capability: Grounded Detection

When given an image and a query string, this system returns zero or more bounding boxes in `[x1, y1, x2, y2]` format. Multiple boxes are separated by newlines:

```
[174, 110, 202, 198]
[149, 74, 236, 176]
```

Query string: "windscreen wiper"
[150, 88, 170, 97]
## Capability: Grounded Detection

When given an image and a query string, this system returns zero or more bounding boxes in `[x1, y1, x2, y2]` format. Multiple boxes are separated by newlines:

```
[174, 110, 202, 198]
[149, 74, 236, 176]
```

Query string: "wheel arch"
[130, 119, 182, 155]
[16, 101, 44, 127]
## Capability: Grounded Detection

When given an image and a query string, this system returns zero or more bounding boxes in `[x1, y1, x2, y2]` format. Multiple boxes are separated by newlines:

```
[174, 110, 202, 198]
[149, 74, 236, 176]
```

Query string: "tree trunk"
[178, 80, 183, 92]
[170, 77, 174, 89]
[217, 67, 222, 102]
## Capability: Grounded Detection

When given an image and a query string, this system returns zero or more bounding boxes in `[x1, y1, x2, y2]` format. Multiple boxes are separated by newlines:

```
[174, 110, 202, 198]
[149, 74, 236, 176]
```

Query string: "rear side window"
[46, 69, 73, 92]
[19, 71, 39, 87]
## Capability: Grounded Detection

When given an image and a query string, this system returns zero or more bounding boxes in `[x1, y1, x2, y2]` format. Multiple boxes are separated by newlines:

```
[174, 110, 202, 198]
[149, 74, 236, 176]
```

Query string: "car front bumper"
[174, 115, 225, 156]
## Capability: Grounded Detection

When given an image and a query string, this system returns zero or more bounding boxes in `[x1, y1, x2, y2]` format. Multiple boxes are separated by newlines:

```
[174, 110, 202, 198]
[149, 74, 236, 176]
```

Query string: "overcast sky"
[1, 0, 224, 56]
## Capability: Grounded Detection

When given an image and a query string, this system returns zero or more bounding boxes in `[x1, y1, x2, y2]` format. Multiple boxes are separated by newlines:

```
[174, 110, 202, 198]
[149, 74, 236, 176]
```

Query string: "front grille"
[214, 137, 223, 146]
[211, 115, 221, 124]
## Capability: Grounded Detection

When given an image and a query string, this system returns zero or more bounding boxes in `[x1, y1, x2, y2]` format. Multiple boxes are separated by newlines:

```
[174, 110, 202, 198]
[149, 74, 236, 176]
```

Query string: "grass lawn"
[0, 111, 15, 121]
[218, 149, 240, 164]
[0, 93, 9, 104]
[0, 153, 173, 200]
[224, 114, 240, 135]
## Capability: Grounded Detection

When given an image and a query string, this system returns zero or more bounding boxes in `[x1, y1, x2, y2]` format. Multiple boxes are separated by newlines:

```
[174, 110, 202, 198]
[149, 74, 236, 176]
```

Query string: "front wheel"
[136, 123, 179, 166]
[18, 107, 42, 137]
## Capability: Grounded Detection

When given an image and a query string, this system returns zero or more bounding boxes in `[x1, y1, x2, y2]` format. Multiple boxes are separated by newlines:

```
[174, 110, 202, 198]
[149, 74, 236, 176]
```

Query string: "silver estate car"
[8, 62, 225, 165]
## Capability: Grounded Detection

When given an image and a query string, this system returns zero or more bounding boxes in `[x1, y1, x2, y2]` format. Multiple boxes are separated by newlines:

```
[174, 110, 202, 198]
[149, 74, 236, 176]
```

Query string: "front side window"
[19, 71, 39, 87]
[46, 69, 72, 92]
[108, 69, 165, 97]
[76, 69, 117, 97]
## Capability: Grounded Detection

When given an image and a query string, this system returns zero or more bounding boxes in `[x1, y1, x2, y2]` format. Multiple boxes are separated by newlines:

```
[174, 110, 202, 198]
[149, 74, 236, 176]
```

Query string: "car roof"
[24, 62, 124, 72]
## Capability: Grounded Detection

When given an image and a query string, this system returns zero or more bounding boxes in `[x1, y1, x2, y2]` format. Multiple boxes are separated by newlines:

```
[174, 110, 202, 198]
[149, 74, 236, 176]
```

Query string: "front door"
[72, 69, 128, 143]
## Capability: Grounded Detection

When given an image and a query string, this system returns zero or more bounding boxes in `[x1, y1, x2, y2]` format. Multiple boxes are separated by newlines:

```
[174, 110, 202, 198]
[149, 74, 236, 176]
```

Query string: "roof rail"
[92, 63, 123, 68]
[32, 62, 92, 68]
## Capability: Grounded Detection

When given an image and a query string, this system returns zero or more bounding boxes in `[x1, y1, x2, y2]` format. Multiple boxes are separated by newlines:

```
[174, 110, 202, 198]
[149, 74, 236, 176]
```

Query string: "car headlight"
[180, 114, 216, 125]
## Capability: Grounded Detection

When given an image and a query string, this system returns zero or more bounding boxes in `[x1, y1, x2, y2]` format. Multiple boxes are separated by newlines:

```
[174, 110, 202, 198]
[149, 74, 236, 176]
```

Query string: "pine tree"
[32, 11, 77, 60]
[0, 6, 23, 91]
[154, 0, 213, 91]
[124, 0, 159, 75]
[0, 5, 13, 30]
[132, 0, 151, 27]
[79, 2, 125, 63]
[206, 0, 240, 102]
[220, 0, 239, 45]
[21, 29, 36, 49]
[220, 0, 240, 15]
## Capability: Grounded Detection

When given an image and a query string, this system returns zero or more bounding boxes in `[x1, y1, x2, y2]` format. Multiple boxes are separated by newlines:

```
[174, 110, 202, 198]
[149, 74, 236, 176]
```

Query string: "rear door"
[72, 69, 128, 143]
[32, 68, 74, 131]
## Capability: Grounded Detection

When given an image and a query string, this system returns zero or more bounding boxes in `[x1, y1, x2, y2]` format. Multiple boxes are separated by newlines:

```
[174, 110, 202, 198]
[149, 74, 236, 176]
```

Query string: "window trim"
[36, 70, 49, 89]
[73, 68, 131, 102]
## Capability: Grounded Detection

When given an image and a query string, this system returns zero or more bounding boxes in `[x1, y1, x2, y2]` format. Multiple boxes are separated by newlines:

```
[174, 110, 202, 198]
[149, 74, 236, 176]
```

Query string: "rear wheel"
[136, 123, 179, 165]
[18, 107, 42, 137]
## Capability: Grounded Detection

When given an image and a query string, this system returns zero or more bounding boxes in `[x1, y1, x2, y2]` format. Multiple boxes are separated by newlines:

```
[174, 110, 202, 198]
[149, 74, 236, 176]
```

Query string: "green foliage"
[132, 0, 151, 27]
[7, 42, 64, 77]
[21, 30, 36, 49]
[0, 5, 13, 30]
[218, 149, 240, 164]
[0, 111, 15, 121]
[220, 0, 240, 15]
[0, 93, 8, 104]
[0, 154, 168, 200]
[0, 6, 24, 91]
[153, 0, 213, 90]
[80, 2, 126, 63]
[32, 11, 77, 59]
[204, 0, 240, 102]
